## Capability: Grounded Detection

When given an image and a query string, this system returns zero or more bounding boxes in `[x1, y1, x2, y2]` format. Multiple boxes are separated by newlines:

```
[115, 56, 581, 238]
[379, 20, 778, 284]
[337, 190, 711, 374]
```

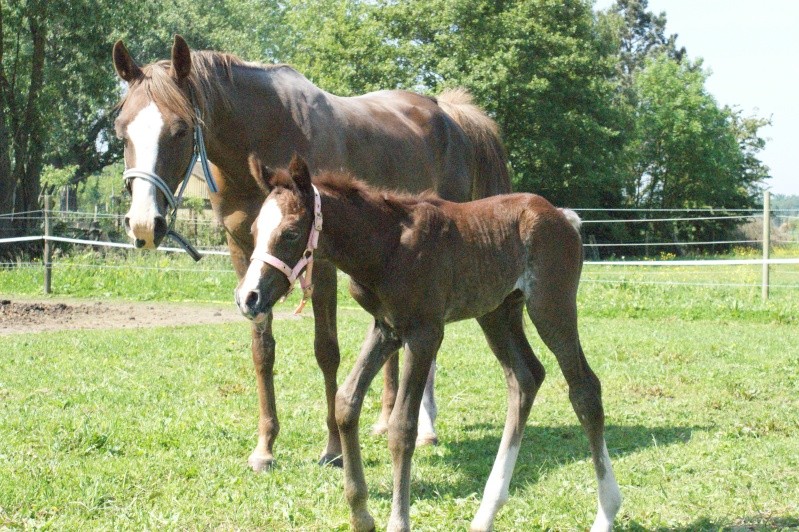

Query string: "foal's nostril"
[134, 239, 146, 248]
[244, 290, 261, 311]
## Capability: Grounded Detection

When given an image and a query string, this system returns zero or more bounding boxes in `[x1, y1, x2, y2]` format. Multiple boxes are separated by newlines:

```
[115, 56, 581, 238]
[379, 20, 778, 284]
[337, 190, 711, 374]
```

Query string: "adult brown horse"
[112, 36, 511, 470]
[236, 155, 621, 532]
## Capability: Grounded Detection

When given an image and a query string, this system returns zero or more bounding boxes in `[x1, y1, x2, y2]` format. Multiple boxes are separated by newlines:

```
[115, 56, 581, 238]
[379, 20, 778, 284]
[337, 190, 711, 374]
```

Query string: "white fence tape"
[0, 234, 230, 256]
[2, 234, 797, 266]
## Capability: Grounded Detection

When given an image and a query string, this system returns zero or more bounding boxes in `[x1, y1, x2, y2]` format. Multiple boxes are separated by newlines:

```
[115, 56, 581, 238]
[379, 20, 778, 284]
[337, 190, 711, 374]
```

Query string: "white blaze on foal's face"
[124, 101, 166, 245]
[239, 197, 285, 297]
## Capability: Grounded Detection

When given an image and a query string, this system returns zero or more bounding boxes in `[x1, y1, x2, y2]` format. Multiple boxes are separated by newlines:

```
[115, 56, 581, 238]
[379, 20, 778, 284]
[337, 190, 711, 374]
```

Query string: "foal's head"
[235, 155, 316, 321]
[112, 35, 198, 248]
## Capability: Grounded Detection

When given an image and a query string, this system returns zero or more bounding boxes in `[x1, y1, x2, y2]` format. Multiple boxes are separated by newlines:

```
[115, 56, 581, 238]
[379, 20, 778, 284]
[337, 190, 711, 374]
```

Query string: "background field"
[1, 257, 798, 530]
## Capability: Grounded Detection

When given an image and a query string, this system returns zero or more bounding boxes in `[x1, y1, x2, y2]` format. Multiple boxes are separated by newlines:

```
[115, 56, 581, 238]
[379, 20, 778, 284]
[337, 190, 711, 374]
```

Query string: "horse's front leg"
[311, 259, 345, 466]
[336, 320, 402, 531]
[388, 324, 444, 532]
[248, 315, 279, 471]
[225, 230, 279, 472]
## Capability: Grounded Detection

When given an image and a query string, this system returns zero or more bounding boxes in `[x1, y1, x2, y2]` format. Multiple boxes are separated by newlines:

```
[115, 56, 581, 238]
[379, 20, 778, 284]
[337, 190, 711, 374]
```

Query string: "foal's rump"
[431, 193, 582, 322]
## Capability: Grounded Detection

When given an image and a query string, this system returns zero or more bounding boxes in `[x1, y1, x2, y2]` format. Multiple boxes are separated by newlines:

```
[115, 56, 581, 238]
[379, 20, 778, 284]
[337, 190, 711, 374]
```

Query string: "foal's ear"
[113, 40, 143, 82]
[247, 153, 275, 194]
[288, 154, 313, 195]
[171, 35, 192, 81]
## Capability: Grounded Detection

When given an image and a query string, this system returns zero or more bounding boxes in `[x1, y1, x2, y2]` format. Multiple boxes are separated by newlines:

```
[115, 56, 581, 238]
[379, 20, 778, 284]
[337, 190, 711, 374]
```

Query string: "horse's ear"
[113, 40, 143, 82]
[288, 153, 313, 194]
[171, 35, 192, 80]
[247, 153, 275, 194]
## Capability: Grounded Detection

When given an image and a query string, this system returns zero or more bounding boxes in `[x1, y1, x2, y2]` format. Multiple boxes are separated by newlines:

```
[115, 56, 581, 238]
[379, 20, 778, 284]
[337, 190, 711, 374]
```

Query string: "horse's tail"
[436, 88, 512, 199]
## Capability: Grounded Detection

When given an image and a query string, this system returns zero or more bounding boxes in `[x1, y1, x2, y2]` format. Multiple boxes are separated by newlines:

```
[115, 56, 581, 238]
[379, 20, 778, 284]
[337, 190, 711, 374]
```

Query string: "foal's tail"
[436, 89, 512, 199]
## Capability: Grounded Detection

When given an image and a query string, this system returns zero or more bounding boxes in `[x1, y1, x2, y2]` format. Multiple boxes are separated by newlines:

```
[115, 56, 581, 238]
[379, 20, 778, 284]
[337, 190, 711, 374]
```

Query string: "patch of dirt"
[0, 297, 300, 335]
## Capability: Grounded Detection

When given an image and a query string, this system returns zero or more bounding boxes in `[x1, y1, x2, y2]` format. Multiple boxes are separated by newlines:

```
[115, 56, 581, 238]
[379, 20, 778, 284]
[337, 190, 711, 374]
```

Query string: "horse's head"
[235, 154, 318, 321]
[113, 35, 197, 248]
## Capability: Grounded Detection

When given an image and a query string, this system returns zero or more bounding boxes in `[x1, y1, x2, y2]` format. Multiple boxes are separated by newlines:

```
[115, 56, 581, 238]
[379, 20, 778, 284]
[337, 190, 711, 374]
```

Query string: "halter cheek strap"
[250, 185, 323, 315]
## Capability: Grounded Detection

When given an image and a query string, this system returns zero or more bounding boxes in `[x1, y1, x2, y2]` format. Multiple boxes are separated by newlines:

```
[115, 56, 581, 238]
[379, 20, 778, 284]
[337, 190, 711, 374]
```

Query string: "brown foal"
[236, 155, 622, 531]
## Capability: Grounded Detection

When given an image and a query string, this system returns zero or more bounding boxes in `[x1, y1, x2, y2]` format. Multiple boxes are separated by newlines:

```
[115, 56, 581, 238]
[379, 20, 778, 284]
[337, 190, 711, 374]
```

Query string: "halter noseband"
[122, 92, 218, 261]
[250, 185, 323, 314]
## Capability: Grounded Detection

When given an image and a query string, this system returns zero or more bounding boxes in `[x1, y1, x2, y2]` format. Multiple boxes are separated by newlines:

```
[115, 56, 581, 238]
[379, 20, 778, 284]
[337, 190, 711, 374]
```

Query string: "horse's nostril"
[153, 216, 168, 241]
[134, 239, 146, 248]
[244, 290, 260, 310]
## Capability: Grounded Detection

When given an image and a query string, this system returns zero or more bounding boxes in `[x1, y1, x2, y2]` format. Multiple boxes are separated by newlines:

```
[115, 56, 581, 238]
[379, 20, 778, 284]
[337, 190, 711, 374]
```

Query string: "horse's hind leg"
[471, 293, 545, 532]
[374, 354, 439, 447]
[527, 291, 621, 532]
[311, 259, 344, 466]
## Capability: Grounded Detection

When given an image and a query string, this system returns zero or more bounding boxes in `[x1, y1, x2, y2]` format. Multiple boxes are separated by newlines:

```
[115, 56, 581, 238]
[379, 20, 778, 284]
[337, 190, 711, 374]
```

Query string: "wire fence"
[1, 200, 798, 296]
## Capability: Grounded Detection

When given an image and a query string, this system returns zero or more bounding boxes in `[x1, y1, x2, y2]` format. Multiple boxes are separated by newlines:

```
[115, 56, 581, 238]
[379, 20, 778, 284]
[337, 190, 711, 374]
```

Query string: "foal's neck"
[316, 184, 402, 285]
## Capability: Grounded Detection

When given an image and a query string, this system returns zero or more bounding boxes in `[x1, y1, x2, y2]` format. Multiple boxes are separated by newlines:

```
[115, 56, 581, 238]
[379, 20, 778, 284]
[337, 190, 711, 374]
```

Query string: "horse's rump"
[436, 89, 512, 198]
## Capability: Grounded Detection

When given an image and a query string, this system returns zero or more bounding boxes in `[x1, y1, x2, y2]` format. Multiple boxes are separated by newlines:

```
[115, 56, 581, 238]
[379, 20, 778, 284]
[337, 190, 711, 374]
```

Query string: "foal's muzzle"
[236, 288, 271, 321]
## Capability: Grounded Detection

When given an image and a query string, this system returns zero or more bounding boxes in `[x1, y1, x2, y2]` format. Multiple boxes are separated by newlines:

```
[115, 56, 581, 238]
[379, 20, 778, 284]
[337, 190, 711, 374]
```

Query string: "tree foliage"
[0, 0, 773, 257]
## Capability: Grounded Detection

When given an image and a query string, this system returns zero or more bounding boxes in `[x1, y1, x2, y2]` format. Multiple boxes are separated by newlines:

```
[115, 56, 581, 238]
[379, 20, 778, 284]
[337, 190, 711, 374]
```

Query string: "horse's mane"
[117, 50, 291, 124]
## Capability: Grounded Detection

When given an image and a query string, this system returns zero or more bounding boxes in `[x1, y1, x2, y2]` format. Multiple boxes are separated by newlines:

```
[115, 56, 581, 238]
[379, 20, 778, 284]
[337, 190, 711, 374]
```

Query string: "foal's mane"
[117, 50, 291, 125]
[314, 170, 444, 213]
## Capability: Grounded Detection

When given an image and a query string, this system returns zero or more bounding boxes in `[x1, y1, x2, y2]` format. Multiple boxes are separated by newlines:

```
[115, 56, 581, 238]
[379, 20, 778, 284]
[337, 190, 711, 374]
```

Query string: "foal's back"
[377, 192, 583, 324]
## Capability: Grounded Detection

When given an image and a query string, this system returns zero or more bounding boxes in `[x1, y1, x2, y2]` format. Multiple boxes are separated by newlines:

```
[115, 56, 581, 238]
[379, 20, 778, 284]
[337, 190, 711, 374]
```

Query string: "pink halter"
[250, 185, 323, 314]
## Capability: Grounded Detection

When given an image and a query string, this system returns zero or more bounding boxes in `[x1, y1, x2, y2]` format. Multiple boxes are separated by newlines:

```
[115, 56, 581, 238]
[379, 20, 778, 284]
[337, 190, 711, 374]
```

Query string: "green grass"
[1, 255, 799, 530]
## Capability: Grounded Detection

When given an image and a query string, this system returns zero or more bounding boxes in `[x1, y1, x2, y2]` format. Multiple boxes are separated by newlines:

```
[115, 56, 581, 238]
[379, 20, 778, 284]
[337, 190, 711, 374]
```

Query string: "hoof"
[318, 453, 343, 468]
[248, 452, 275, 472]
[416, 433, 438, 446]
[351, 511, 375, 532]
[371, 422, 388, 436]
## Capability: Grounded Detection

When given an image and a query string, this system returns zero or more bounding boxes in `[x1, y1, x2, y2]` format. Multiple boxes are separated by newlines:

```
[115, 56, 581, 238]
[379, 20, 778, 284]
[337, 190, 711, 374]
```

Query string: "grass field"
[1, 252, 799, 530]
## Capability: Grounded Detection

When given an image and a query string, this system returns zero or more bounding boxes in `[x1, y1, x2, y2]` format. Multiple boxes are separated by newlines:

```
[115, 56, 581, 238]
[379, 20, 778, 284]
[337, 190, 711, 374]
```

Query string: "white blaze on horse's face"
[236, 197, 284, 316]
[124, 101, 166, 248]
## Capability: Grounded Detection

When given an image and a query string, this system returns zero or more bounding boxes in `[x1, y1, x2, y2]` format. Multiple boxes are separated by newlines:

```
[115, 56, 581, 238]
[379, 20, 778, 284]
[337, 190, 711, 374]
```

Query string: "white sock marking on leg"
[590, 440, 621, 532]
[471, 443, 519, 531]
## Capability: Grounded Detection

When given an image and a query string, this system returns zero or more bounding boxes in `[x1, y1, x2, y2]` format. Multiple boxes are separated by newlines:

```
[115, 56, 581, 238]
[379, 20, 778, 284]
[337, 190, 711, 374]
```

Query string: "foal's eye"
[283, 230, 301, 242]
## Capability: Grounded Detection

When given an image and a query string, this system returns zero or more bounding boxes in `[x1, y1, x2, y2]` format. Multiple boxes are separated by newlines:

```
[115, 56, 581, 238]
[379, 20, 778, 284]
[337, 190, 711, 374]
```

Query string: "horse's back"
[330, 90, 475, 200]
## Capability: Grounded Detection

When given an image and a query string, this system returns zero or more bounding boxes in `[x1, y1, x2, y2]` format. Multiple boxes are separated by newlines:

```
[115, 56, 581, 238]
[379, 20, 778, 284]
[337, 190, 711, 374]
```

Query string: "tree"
[369, 0, 627, 208]
[626, 53, 769, 249]
[0, 0, 283, 246]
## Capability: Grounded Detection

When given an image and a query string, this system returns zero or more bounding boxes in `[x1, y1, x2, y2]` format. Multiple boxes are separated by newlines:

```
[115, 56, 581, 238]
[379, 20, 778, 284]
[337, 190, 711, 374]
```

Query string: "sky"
[594, 0, 799, 196]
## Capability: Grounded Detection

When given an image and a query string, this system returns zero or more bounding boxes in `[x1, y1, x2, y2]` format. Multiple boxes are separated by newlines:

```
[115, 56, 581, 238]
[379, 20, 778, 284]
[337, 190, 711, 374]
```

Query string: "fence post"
[44, 194, 52, 295]
[762, 191, 770, 302]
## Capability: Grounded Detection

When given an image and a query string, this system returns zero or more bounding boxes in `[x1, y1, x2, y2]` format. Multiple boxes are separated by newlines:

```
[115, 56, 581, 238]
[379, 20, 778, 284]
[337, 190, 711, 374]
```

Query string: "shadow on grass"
[618, 515, 799, 531]
[371, 422, 703, 501]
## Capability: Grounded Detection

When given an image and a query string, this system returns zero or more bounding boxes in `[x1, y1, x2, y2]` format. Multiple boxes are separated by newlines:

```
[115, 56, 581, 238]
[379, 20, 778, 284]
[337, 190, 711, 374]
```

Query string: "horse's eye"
[172, 122, 190, 138]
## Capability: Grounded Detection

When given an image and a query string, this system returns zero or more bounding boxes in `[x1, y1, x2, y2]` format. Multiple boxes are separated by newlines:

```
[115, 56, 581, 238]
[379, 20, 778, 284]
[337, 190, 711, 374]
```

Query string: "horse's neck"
[317, 186, 399, 283]
[204, 65, 330, 174]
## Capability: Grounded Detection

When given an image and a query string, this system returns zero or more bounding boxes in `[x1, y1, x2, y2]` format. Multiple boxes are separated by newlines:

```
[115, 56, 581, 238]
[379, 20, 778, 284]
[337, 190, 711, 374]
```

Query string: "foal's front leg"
[248, 313, 279, 471]
[336, 320, 402, 531]
[311, 260, 345, 466]
[388, 325, 444, 532]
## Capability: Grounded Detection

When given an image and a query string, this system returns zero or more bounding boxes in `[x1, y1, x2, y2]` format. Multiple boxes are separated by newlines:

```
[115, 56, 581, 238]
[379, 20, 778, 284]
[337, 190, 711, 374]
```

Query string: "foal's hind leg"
[527, 294, 621, 532]
[471, 294, 545, 532]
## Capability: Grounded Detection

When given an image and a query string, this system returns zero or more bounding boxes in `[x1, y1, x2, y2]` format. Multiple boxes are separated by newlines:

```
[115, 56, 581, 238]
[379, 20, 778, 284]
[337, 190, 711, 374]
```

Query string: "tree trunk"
[10, 3, 47, 233]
